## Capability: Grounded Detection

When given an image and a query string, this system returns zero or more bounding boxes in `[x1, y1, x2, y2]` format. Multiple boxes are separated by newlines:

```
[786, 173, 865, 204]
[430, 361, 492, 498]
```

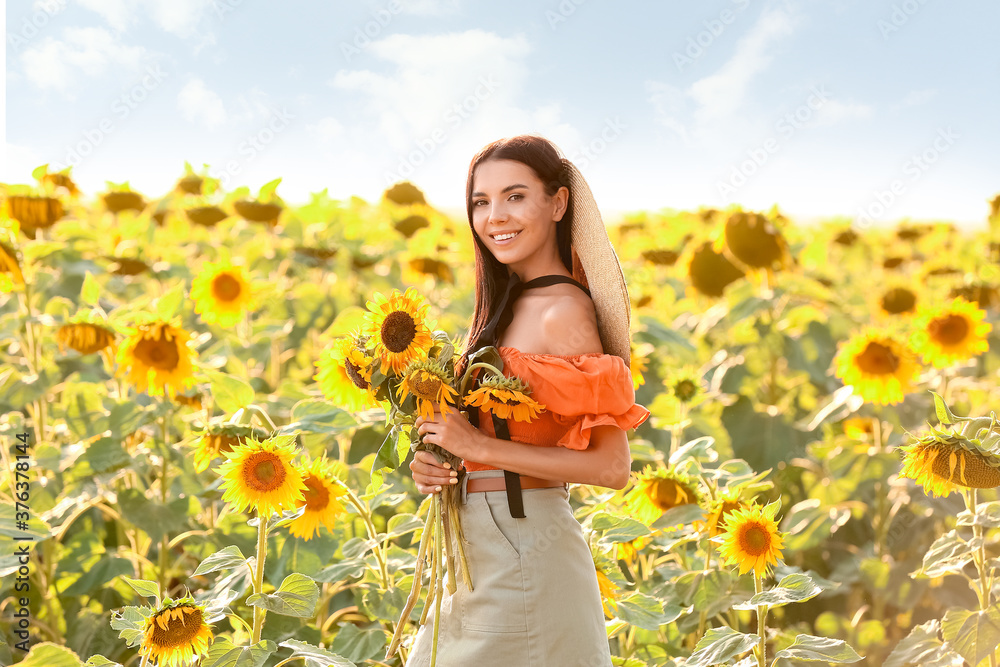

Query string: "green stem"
[330, 477, 390, 588]
[459, 361, 504, 398]
[251, 513, 269, 643]
[158, 408, 171, 596]
[754, 574, 767, 667]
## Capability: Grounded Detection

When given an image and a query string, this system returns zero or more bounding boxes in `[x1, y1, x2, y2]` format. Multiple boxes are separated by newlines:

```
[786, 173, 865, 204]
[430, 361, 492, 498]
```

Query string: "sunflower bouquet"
[321, 287, 545, 662]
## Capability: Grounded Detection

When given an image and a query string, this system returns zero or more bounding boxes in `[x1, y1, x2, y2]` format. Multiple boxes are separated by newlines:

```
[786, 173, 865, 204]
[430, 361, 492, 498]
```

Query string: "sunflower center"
[303, 475, 330, 510]
[212, 273, 242, 302]
[650, 478, 693, 511]
[381, 311, 417, 353]
[881, 288, 916, 314]
[856, 341, 899, 375]
[411, 373, 443, 400]
[739, 524, 770, 556]
[243, 452, 287, 492]
[344, 360, 370, 390]
[148, 606, 204, 648]
[929, 314, 970, 346]
[134, 337, 181, 370]
[675, 379, 698, 402]
[928, 444, 1000, 488]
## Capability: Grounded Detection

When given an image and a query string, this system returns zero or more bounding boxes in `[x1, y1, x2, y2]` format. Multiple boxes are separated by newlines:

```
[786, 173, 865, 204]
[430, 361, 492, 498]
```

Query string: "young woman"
[405, 134, 650, 666]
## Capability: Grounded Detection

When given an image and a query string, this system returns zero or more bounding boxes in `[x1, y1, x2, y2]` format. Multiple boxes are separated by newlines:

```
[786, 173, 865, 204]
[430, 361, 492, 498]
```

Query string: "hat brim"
[562, 159, 632, 366]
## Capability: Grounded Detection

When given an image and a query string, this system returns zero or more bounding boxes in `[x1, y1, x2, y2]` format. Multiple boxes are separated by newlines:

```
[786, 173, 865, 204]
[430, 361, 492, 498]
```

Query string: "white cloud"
[648, 4, 798, 142]
[307, 117, 345, 142]
[20, 26, 148, 92]
[892, 89, 937, 111]
[78, 0, 212, 37]
[177, 78, 228, 129]
[812, 99, 873, 126]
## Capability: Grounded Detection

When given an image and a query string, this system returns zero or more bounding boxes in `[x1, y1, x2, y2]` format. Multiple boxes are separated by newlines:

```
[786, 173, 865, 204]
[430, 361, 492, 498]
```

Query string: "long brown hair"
[454, 134, 588, 378]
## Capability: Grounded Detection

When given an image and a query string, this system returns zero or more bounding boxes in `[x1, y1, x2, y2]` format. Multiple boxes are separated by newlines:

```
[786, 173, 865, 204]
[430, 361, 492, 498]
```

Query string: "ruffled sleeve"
[501, 349, 651, 451]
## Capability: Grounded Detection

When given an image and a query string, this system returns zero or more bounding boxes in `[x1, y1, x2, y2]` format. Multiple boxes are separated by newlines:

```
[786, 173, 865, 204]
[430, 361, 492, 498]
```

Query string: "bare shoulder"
[538, 286, 603, 356]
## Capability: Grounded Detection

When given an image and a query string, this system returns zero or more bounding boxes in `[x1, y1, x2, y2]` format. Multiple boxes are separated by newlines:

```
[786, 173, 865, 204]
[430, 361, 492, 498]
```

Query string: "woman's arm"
[467, 423, 632, 490]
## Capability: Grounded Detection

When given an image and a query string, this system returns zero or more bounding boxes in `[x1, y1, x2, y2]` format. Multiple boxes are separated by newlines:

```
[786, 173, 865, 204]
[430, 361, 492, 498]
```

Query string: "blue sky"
[4, 0, 999, 227]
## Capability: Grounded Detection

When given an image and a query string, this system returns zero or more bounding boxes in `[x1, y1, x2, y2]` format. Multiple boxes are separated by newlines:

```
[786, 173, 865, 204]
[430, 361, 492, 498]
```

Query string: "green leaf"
[327, 623, 386, 663]
[734, 573, 823, 610]
[941, 605, 1000, 667]
[591, 512, 652, 544]
[781, 498, 850, 552]
[206, 371, 255, 414]
[919, 530, 974, 578]
[649, 503, 706, 530]
[18, 643, 84, 667]
[283, 399, 357, 435]
[930, 390, 963, 425]
[203, 637, 277, 667]
[193, 545, 248, 577]
[110, 606, 151, 648]
[246, 573, 319, 617]
[613, 591, 682, 632]
[258, 177, 282, 202]
[120, 576, 160, 601]
[686, 626, 758, 667]
[958, 501, 1000, 529]
[669, 436, 719, 465]
[385, 513, 425, 540]
[773, 634, 864, 663]
[884, 619, 964, 667]
[154, 282, 185, 321]
[278, 640, 356, 667]
[62, 556, 133, 596]
[80, 271, 101, 306]
[84, 655, 123, 667]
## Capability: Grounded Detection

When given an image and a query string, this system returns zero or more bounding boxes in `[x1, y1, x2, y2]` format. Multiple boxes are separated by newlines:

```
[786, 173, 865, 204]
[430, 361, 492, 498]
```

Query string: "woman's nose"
[487, 202, 507, 223]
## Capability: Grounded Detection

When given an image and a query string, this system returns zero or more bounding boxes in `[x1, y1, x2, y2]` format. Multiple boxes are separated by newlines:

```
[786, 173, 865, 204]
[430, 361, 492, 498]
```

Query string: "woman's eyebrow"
[471, 183, 528, 197]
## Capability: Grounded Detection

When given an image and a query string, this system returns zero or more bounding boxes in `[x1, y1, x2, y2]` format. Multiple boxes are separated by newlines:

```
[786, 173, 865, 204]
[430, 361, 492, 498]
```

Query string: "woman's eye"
[473, 200, 486, 206]
[509, 193, 523, 201]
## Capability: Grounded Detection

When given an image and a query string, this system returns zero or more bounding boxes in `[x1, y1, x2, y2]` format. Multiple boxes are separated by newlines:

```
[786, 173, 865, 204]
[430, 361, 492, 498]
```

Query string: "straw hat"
[560, 158, 633, 367]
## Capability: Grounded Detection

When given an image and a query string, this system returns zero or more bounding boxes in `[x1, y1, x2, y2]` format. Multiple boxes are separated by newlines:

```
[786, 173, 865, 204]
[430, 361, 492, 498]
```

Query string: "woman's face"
[470, 158, 568, 272]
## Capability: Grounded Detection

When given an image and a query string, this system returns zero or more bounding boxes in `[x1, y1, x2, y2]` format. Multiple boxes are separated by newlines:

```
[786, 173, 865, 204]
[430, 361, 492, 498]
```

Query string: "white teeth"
[492, 231, 520, 241]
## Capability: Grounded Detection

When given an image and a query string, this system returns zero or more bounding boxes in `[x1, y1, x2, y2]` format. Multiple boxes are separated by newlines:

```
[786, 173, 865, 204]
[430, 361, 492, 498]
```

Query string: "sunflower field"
[1, 163, 1000, 667]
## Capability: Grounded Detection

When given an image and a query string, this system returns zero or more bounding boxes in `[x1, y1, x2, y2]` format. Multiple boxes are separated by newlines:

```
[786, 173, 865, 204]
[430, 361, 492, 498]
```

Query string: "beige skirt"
[405, 469, 614, 667]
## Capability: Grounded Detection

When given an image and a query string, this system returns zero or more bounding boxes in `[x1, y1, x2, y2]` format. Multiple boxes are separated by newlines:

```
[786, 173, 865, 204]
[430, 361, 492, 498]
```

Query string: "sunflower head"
[622, 465, 702, 527]
[56, 314, 117, 356]
[0, 240, 24, 285]
[686, 240, 745, 298]
[397, 357, 459, 421]
[717, 501, 785, 578]
[214, 435, 307, 517]
[629, 342, 650, 390]
[698, 490, 750, 538]
[315, 333, 379, 412]
[463, 373, 546, 423]
[842, 416, 876, 441]
[193, 423, 270, 474]
[878, 286, 918, 316]
[910, 297, 991, 369]
[116, 317, 197, 398]
[898, 410, 1000, 498]
[719, 210, 792, 271]
[590, 543, 626, 619]
[289, 457, 349, 541]
[833, 328, 922, 406]
[363, 287, 434, 376]
[190, 259, 257, 329]
[139, 597, 213, 667]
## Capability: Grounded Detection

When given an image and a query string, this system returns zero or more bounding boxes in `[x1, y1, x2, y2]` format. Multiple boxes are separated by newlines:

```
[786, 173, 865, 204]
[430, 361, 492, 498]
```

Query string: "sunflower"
[629, 342, 649, 390]
[718, 503, 785, 577]
[192, 424, 269, 474]
[898, 426, 1000, 498]
[0, 241, 24, 286]
[214, 436, 306, 517]
[139, 598, 213, 667]
[289, 457, 349, 540]
[842, 416, 876, 441]
[833, 328, 922, 406]
[364, 287, 434, 376]
[4, 195, 64, 237]
[314, 334, 379, 411]
[190, 259, 257, 328]
[699, 491, 749, 538]
[909, 297, 991, 368]
[397, 357, 459, 421]
[615, 534, 653, 568]
[716, 210, 792, 272]
[877, 286, 918, 316]
[622, 465, 701, 528]
[463, 374, 546, 423]
[686, 240, 745, 298]
[116, 318, 197, 398]
[57, 320, 117, 356]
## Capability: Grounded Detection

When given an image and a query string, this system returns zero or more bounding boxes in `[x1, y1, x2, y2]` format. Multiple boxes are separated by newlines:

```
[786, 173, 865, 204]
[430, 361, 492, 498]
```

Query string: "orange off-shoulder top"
[461, 345, 652, 472]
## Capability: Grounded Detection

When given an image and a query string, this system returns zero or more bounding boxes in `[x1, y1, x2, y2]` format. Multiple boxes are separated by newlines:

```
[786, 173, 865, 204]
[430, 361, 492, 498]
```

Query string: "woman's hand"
[408, 450, 459, 495]
[414, 403, 483, 462]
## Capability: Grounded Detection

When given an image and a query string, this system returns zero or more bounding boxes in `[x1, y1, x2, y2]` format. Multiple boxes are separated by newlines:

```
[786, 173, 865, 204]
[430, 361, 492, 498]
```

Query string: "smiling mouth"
[490, 230, 521, 242]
